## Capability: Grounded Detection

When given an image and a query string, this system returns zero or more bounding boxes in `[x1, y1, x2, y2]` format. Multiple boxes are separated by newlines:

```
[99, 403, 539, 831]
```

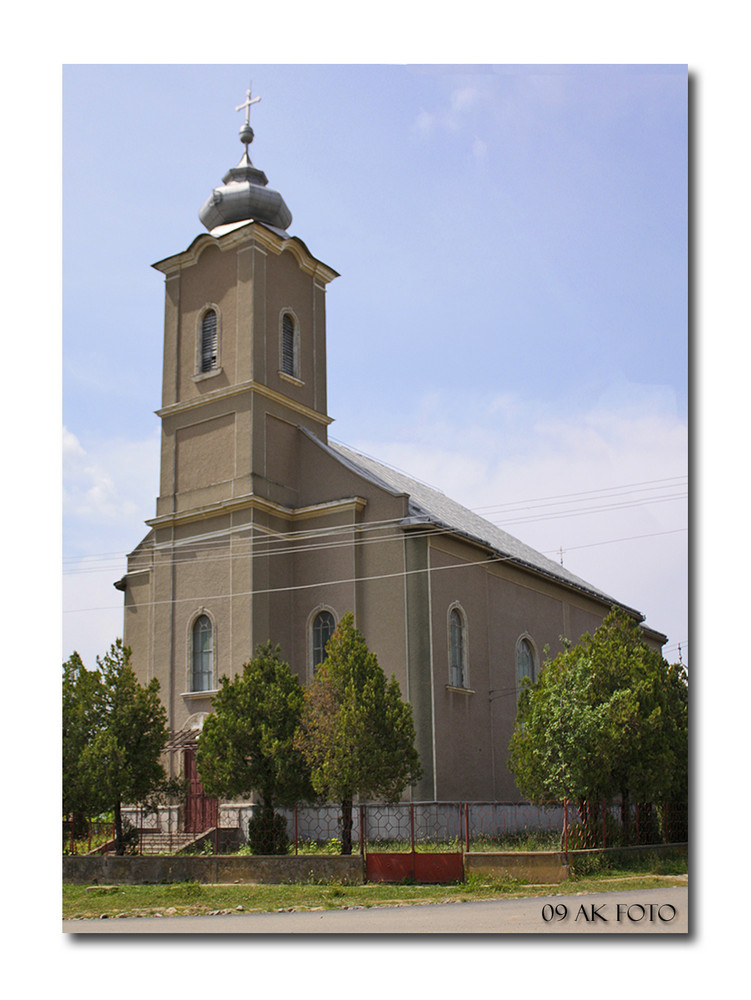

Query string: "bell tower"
[122, 91, 339, 730]
[150, 89, 338, 522]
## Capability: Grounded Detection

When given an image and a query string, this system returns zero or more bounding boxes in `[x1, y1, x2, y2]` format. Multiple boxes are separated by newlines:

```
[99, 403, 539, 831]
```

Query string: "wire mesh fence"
[68, 797, 687, 856]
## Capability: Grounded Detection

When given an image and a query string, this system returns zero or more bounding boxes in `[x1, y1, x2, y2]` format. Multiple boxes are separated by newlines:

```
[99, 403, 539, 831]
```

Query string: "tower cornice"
[145, 493, 367, 531]
[152, 221, 339, 285]
[155, 377, 334, 426]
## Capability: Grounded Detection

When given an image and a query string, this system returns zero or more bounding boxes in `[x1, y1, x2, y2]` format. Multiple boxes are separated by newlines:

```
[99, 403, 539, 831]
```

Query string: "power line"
[64, 547, 524, 614]
[491, 492, 686, 527]
[63, 477, 688, 575]
[63, 524, 687, 616]
[62, 515, 687, 583]
[473, 475, 687, 515]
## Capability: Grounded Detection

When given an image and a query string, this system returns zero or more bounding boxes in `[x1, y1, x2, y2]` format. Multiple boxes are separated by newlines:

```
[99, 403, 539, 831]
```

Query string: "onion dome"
[199, 88, 292, 234]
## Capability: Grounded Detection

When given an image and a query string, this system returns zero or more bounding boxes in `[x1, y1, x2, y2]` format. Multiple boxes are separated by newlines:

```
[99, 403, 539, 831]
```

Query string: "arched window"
[200, 309, 218, 373]
[516, 637, 535, 689]
[312, 611, 336, 671]
[192, 615, 213, 691]
[449, 607, 466, 688]
[281, 312, 296, 377]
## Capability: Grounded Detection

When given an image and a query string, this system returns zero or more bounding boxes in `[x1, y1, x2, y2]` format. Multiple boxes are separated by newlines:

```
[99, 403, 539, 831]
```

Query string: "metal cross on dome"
[236, 87, 261, 126]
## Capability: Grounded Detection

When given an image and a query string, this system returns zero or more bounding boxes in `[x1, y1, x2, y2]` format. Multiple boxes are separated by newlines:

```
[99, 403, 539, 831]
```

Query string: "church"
[118, 90, 666, 809]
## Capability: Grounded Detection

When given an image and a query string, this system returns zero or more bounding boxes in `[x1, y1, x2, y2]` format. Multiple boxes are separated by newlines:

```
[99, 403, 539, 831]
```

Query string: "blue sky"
[62, 63, 688, 668]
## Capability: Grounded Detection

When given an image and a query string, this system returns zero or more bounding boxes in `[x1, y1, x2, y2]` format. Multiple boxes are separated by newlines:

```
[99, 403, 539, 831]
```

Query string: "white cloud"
[63, 556, 127, 666]
[472, 137, 487, 160]
[63, 425, 159, 529]
[450, 86, 481, 115]
[63, 426, 160, 663]
[415, 108, 436, 134]
[415, 85, 485, 136]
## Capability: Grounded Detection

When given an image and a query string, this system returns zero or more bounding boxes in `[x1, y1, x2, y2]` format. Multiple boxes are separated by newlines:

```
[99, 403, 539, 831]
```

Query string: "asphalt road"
[63, 885, 687, 935]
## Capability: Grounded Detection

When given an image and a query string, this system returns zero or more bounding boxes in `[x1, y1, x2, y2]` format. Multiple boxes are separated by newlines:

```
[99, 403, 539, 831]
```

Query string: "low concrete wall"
[64, 842, 687, 887]
[63, 853, 364, 886]
[466, 842, 688, 884]
[465, 851, 570, 883]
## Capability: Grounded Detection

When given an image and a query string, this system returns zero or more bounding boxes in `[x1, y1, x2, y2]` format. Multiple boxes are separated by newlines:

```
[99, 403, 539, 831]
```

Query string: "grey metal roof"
[199, 151, 293, 233]
[198, 90, 292, 234]
[328, 439, 639, 616]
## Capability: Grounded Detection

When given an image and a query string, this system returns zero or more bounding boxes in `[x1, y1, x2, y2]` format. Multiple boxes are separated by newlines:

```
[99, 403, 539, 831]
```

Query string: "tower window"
[312, 610, 336, 671]
[281, 312, 296, 377]
[192, 614, 214, 691]
[200, 309, 218, 372]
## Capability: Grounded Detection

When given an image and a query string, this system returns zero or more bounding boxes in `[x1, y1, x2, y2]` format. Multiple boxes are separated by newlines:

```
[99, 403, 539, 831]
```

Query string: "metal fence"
[95, 797, 687, 856]
[62, 819, 115, 855]
[561, 798, 688, 852]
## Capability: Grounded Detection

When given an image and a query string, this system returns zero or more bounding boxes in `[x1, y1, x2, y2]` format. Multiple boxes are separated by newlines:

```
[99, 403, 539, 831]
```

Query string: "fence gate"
[363, 804, 465, 884]
[184, 748, 218, 833]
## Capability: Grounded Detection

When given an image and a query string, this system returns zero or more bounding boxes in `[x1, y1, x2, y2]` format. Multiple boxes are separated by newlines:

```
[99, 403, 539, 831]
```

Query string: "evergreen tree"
[296, 613, 423, 854]
[196, 643, 312, 854]
[67, 640, 170, 855]
[63, 651, 106, 836]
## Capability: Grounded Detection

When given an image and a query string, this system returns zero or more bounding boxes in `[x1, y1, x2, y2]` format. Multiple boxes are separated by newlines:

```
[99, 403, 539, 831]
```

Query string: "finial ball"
[239, 124, 255, 146]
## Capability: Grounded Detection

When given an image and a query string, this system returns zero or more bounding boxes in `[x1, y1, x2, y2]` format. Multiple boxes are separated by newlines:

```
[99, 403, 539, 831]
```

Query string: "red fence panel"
[365, 851, 464, 883]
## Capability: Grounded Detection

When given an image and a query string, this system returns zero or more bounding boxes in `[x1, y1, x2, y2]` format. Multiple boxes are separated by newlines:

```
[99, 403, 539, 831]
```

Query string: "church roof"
[327, 439, 643, 620]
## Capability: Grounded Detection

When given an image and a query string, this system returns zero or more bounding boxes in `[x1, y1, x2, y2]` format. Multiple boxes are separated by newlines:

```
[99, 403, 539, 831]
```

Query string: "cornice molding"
[146, 493, 367, 531]
[156, 378, 333, 426]
[152, 222, 338, 285]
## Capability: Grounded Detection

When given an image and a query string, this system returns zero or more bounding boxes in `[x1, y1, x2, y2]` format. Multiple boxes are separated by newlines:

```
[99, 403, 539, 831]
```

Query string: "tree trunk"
[341, 797, 353, 855]
[620, 788, 630, 844]
[114, 800, 124, 856]
[261, 798, 275, 854]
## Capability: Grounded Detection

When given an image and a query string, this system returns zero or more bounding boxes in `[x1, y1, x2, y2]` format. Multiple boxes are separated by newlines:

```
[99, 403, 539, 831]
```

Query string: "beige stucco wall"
[426, 536, 623, 801]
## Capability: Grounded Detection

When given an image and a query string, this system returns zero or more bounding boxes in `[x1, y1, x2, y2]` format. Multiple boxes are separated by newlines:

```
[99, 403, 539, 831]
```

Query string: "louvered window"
[192, 615, 213, 691]
[312, 611, 336, 670]
[200, 310, 218, 372]
[281, 313, 295, 376]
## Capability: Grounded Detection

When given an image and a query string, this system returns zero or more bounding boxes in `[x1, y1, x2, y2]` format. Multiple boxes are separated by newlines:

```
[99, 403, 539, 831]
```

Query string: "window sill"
[181, 690, 219, 700]
[445, 684, 475, 696]
[278, 370, 304, 387]
[192, 367, 223, 383]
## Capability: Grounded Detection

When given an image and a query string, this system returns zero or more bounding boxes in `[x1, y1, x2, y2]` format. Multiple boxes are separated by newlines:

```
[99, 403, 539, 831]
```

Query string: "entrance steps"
[136, 831, 211, 854]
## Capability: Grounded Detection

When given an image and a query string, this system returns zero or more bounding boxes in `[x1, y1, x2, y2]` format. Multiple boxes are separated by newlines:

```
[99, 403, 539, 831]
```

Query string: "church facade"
[118, 93, 666, 805]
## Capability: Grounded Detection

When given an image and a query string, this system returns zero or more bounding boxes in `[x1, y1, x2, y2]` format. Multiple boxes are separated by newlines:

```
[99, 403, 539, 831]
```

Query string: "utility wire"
[63, 482, 687, 575]
[63, 525, 687, 616]
[63, 473, 687, 565]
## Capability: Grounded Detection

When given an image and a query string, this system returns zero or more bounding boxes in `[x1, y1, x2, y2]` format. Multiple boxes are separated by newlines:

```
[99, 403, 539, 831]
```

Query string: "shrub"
[246, 812, 290, 855]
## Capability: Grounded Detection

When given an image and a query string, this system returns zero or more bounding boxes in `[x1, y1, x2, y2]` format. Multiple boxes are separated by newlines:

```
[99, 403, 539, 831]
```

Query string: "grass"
[63, 854, 687, 921]
[568, 848, 688, 879]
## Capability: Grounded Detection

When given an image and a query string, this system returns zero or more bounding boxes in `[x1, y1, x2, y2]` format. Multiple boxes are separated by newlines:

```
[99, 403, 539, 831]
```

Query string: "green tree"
[508, 608, 688, 841]
[296, 613, 423, 854]
[63, 651, 107, 836]
[196, 643, 312, 854]
[71, 640, 170, 855]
